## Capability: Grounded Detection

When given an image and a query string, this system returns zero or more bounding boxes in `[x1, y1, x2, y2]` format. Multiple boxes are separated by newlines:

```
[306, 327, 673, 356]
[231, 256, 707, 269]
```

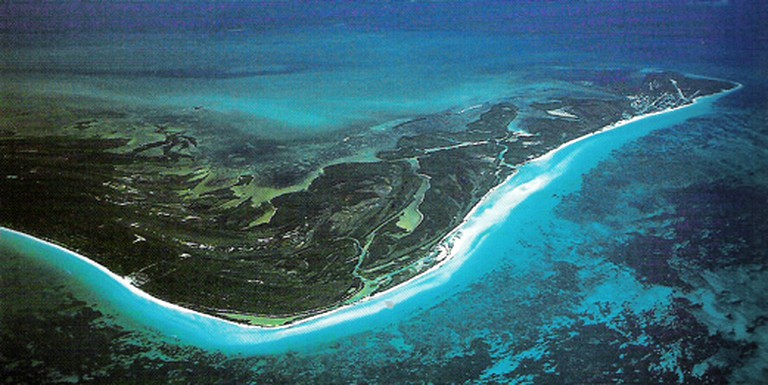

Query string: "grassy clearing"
[218, 313, 297, 327]
[395, 177, 429, 233]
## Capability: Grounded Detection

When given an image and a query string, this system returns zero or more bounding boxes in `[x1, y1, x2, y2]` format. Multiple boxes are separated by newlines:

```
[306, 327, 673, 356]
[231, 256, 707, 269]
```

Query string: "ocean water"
[2, 1, 767, 383]
[3, 1, 761, 138]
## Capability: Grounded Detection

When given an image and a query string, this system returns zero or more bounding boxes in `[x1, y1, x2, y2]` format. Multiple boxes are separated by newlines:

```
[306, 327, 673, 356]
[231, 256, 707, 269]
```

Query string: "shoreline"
[0, 80, 742, 334]
[403, 79, 743, 299]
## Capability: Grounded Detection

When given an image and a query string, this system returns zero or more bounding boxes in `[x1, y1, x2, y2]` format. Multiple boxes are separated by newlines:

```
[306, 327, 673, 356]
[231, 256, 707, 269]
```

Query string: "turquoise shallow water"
[2, 1, 767, 382]
[1, 30, 548, 138]
[0, 90, 727, 355]
[1, 18, 749, 139]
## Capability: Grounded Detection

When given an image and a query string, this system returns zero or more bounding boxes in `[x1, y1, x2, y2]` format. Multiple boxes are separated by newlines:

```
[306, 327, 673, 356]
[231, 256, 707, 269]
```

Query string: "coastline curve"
[0, 81, 741, 355]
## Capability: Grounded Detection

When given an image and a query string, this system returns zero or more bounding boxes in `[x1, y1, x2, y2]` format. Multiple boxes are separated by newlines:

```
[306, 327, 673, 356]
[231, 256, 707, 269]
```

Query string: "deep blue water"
[1, 1, 767, 383]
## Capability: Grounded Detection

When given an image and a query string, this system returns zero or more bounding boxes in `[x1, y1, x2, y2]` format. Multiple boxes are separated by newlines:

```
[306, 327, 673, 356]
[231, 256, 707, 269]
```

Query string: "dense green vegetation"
[0, 72, 735, 324]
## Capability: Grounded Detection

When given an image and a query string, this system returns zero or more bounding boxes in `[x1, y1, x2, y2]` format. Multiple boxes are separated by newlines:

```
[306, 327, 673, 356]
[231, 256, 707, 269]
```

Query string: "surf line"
[298, 80, 745, 332]
[0, 81, 742, 340]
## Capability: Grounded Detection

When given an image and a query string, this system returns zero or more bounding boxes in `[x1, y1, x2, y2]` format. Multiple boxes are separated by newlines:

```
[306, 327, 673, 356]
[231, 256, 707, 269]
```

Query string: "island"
[0, 70, 737, 326]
